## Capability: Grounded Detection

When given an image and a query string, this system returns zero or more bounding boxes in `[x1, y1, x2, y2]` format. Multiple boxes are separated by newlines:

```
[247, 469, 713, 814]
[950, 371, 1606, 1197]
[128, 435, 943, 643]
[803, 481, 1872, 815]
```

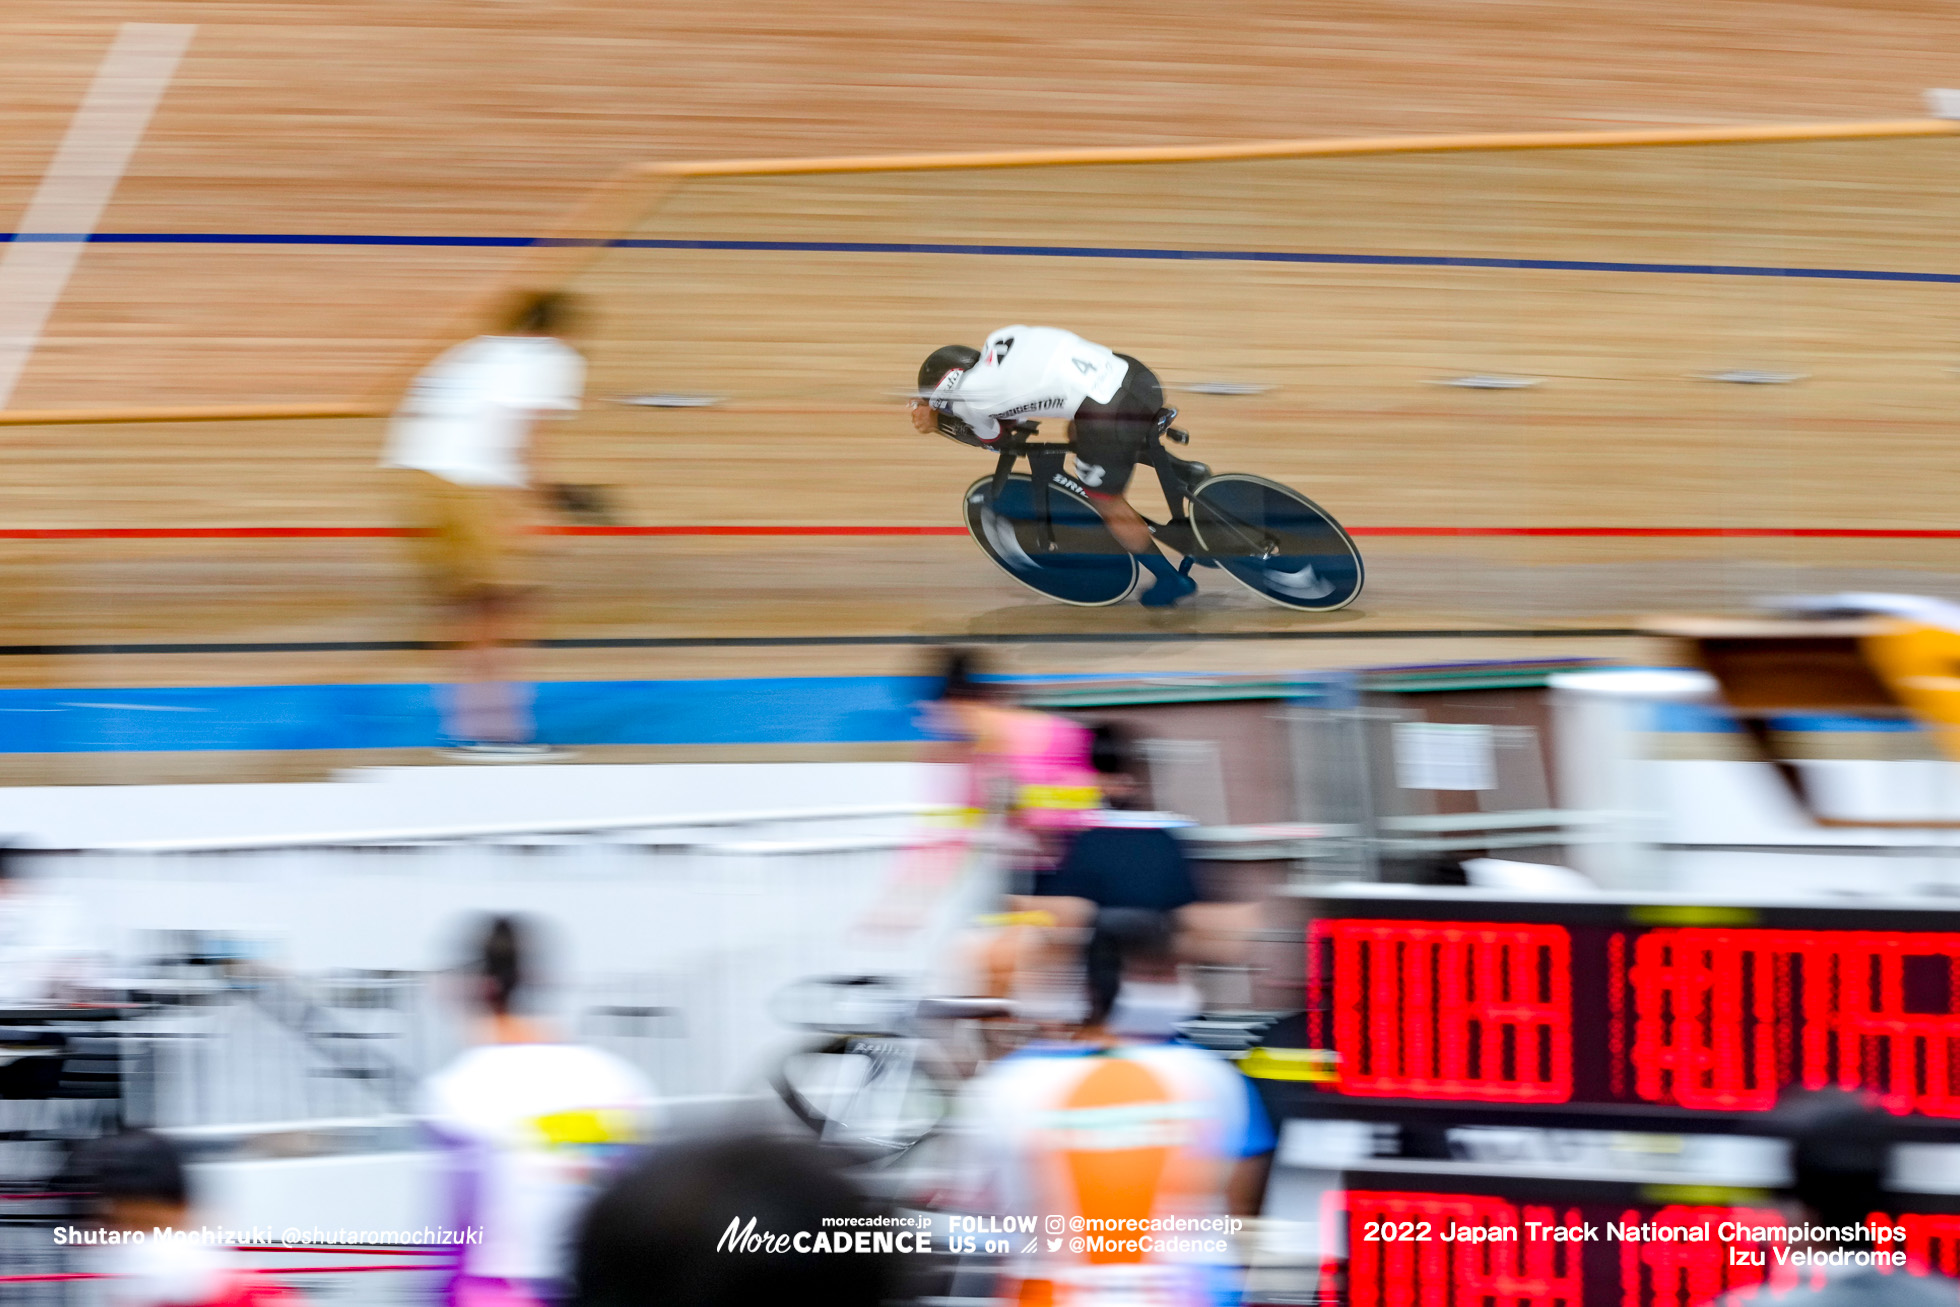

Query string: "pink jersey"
[965, 707, 1101, 831]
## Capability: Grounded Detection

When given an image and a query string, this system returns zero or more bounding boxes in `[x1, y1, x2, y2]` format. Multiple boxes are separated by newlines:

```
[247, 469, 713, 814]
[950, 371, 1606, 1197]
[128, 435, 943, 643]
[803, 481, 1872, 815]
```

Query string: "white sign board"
[1393, 721, 1497, 791]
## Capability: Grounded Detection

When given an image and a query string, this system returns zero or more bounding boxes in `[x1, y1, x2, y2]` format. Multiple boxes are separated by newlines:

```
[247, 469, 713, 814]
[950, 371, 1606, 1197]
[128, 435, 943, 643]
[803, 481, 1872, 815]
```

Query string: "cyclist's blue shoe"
[1140, 572, 1198, 607]
[1137, 552, 1198, 607]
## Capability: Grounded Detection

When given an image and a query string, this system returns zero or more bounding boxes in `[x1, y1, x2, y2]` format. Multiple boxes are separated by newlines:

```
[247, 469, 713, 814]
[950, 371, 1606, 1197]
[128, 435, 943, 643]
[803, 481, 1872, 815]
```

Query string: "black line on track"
[0, 628, 1645, 656]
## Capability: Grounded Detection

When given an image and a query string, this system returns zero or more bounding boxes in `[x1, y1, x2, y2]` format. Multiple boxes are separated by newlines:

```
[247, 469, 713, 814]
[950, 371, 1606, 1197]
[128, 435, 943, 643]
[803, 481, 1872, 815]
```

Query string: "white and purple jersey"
[422, 1042, 655, 1300]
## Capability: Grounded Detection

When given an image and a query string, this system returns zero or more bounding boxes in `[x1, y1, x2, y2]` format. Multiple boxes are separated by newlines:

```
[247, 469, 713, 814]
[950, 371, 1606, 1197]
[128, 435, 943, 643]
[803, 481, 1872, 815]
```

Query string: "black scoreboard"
[1290, 889, 1960, 1124]
[1253, 890, 1960, 1306]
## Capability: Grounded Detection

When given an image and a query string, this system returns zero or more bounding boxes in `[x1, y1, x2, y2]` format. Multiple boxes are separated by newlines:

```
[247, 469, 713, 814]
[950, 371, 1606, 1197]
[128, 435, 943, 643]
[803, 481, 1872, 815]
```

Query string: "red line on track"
[1349, 526, 1960, 539]
[0, 525, 1958, 540]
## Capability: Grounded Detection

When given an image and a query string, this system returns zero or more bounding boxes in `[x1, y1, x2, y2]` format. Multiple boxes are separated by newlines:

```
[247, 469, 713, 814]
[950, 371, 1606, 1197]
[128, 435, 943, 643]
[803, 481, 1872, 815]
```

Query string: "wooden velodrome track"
[6, 2, 1960, 721]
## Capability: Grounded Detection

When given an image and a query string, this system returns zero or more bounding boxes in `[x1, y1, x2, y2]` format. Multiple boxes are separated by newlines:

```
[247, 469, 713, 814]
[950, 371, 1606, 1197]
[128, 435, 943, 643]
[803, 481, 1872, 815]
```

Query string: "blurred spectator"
[1027, 723, 1257, 981]
[570, 1134, 895, 1307]
[69, 1129, 299, 1307]
[862, 648, 1098, 949]
[980, 722, 1198, 1019]
[0, 842, 86, 1004]
[382, 290, 585, 760]
[1716, 1090, 1959, 1305]
[926, 648, 1101, 861]
[422, 915, 656, 1307]
[958, 908, 1274, 1307]
[1033, 723, 1199, 913]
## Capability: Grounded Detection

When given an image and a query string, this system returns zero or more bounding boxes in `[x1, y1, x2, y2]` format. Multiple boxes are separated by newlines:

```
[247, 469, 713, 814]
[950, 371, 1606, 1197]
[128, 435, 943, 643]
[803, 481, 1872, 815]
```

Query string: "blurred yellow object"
[1639, 1184, 1771, 1206]
[979, 910, 1060, 928]
[534, 1107, 638, 1147]
[1016, 783, 1101, 813]
[1627, 904, 1759, 927]
[1862, 621, 1960, 760]
[1239, 1047, 1340, 1083]
[918, 805, 983, 829]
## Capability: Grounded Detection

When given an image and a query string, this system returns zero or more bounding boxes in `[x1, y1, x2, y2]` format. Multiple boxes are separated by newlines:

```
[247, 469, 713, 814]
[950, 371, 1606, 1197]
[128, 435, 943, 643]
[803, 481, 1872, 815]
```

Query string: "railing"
[45, 801, 943, 854]
[25, 801, 981, 1130]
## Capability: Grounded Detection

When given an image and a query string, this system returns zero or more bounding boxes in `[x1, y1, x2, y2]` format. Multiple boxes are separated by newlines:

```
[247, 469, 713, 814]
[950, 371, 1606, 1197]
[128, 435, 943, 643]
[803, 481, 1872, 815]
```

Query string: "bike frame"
[984, 410, 1209, 560]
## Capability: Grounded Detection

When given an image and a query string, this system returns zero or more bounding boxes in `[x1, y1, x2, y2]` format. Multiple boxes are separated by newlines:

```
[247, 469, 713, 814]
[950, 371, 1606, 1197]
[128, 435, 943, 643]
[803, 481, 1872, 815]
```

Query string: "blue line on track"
[2, 231, 1958, 284]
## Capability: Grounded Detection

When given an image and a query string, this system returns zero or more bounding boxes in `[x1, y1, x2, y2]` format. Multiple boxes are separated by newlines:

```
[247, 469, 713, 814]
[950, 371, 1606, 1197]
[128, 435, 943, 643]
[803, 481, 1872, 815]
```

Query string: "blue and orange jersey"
[959, 1041, 1274, 1307]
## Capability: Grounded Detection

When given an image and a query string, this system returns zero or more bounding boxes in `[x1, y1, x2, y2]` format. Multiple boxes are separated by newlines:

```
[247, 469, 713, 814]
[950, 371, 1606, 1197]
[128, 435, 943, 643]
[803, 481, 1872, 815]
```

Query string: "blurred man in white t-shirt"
[423, 915, 657, 1307]
[383, 292, 585, 759]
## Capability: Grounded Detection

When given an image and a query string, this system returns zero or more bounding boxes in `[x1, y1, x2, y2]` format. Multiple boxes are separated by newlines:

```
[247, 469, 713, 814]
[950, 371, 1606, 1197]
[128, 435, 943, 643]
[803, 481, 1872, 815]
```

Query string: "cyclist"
[913, 327, 1205, 608]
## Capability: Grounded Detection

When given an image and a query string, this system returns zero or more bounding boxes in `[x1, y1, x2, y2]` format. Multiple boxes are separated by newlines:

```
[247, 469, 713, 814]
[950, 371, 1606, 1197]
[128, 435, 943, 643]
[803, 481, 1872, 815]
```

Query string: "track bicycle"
[962, 409, 1364, 610]
[769, 975, 1012, 1162]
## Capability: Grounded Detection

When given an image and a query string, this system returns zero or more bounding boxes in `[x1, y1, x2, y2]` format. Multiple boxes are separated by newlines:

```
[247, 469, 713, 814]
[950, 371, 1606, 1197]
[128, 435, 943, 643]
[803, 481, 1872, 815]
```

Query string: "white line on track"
[0, 22, 195, 409]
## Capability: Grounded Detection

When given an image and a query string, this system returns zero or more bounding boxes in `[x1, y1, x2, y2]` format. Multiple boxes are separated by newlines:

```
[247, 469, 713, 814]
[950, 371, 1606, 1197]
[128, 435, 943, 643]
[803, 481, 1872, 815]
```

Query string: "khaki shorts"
[400, 470, 540, 599]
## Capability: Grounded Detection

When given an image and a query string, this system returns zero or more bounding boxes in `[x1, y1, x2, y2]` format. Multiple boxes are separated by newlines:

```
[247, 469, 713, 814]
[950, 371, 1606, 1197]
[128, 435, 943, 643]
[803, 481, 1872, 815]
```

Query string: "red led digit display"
[1309, 920, 1573, 1102]
[1607, 931, 1628, 1099]
[1329, 1192, 1960, 1307]
[1617, 1205, 1786, 1306]
[1334, 1191, 1581, 1307]
[1308, 916, 1960, 1115]
[1883, 1214, 1960, 1277]
[1630, 929, 1960, 1116]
